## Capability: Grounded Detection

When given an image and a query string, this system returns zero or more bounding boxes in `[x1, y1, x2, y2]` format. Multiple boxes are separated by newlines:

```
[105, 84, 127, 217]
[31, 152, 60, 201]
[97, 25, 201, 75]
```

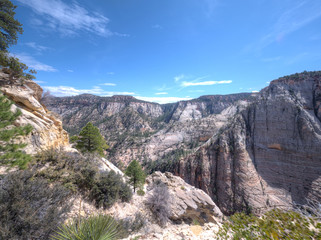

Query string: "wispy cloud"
[17, 0, 125, 37]
[251, 0, 321, 51]
[100, 83, 117, 86]
[107, 72, 115, 75]
[285, 52, 309, 65]
[202, 0, 219, 18]
[261, 56, 281, 62]
[181, 80, 232, 87]
[188, 89, 205, 93]
[43, 85, 134, 97]
[136, 96, 192, 104]
[152, 24, 163, 29]
[14, 53, 57, 72]
[155, 92, 168, 95]
[156, 84, 171, 91]
[25, 42, 50, 52]
[67, 69, 74, 73]
[174, 74, 185, 82]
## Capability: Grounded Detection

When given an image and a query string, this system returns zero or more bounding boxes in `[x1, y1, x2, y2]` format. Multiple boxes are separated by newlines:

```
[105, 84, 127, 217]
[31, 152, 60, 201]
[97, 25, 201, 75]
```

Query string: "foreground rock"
[0, 71, 71, 154]
[146, 171, 222, 224]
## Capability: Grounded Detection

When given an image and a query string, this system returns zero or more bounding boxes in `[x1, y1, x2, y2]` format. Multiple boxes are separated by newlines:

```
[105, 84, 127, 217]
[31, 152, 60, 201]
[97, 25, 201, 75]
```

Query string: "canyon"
[43, 71, 321, 215]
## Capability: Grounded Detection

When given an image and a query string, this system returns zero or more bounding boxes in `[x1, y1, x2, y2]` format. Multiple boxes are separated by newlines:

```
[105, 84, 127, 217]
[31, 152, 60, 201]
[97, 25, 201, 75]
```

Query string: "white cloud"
[43, 85, 134, 97]
[252, 90, 259, 93]
[17, 0, 125, 37]
[67, 69, 74, 72]
[14, 53, 57, 72]
[100, 83, 117, 86]
[136, 96, 192, 104]
[174, 74, 185, 82]
[25, 42, 50, 52]
[155, 92, 168, 95]
[181, 80, 232, 87]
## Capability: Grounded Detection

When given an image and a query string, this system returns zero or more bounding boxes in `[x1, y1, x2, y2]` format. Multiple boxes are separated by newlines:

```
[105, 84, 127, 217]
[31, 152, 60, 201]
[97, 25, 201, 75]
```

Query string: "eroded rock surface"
[43, 93, 254, 165]
[146, 171, 222, 224]
[179, 71, 321, 214]
[0, 71, 70, 154]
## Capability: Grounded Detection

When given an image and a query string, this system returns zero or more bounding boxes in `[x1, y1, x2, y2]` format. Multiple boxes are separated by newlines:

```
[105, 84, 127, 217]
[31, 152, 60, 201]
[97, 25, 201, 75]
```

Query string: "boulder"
[146, 171, 222, 224]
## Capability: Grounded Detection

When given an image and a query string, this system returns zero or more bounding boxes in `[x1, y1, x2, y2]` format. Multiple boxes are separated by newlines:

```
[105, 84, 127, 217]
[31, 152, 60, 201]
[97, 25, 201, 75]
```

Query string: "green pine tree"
[76, 122, 108, 156]
[0, 0, 36, 80]
[0, 94, 32, 169]
[125, 160, 146, 193]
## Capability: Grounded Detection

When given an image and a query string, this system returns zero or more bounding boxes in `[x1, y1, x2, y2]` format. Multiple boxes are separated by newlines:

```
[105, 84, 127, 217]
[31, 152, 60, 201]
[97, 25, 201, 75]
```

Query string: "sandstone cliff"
[179, 71, 321, 214]
[43, 71, 321, 215]
[43, 92, 254, 165]
[0, 71, 70, 154]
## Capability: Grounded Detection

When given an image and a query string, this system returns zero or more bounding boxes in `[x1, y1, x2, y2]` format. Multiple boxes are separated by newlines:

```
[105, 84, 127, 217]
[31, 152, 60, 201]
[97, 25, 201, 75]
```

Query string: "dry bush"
[0, 170, 71, 240]
[145, 184, 172, 227]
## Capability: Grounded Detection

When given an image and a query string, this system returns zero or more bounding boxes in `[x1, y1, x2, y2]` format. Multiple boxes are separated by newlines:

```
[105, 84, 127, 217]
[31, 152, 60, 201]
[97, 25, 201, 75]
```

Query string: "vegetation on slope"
[217, 208, 321, 240]
[0, 94, 32, 169]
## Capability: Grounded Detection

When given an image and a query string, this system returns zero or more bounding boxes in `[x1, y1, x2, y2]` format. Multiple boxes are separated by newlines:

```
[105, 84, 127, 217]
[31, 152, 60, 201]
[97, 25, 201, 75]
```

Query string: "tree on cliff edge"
[0, 94, 32, 168]
[76, 122, 109, 156]
[0, 0, 36, 80]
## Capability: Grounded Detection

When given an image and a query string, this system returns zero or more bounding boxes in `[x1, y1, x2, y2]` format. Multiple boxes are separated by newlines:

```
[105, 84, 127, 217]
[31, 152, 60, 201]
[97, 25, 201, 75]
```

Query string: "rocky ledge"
[0, 71, 70, 153]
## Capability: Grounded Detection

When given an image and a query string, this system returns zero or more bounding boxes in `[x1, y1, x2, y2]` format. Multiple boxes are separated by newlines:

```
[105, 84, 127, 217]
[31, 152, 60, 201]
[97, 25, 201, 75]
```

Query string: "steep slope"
[178, 71, 321, 214]
[43, 93, 254, 165]
[0, 71, 70, 154]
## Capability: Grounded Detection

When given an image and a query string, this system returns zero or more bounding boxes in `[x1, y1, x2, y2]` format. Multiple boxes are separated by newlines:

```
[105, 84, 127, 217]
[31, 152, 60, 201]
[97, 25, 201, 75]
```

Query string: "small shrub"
[118, 212, 147, 238]
[32, 150, 132, 209]
[51, 214, 121, 240]
[0, 170, 71, 240]
[90, 170, 132, 208]
[137, 188, 145, 196]
[217, 208, 321, 240]
[145, 184, 172, 227]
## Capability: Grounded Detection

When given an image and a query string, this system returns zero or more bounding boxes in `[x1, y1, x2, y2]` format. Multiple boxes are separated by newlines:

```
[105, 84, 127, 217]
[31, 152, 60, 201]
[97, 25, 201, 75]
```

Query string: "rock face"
[0, 71, 70, 154]
[179, 71, 321, 214]
[44, 70, 321, 215]
[146, 171, 223, 224]
[43, 92, 254, 165]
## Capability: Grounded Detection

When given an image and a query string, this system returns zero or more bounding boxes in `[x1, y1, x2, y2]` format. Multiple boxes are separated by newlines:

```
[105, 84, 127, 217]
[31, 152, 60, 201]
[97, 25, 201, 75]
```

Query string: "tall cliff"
[44, 71, 321, 215]
[178, 71, 321, 214]
[43, 92, 254, 165]
[0, 71, 70, 154]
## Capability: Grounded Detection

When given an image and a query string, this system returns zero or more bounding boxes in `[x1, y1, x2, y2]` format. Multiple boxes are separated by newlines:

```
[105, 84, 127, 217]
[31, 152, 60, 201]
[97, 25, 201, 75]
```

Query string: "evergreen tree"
[76, 122, 108, 156]
[0, 0, 23, 51]
[0, 94, 32, 169]
[125, 160, 146, 193]
[0, 0, 36, 80]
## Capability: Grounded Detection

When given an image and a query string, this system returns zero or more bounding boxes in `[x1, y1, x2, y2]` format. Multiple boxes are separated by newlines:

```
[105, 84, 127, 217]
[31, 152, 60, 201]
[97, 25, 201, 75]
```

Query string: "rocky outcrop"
[0, 71, 70, 154]
[43, 92, 254, 165]
[146, 171, 222, 224]
[43, 70, 321, 216]
[179, 71, 321, 214]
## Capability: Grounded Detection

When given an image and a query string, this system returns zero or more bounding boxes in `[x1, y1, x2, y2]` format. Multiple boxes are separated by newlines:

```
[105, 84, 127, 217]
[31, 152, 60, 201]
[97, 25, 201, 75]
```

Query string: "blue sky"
[10, 0, 321, 103]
